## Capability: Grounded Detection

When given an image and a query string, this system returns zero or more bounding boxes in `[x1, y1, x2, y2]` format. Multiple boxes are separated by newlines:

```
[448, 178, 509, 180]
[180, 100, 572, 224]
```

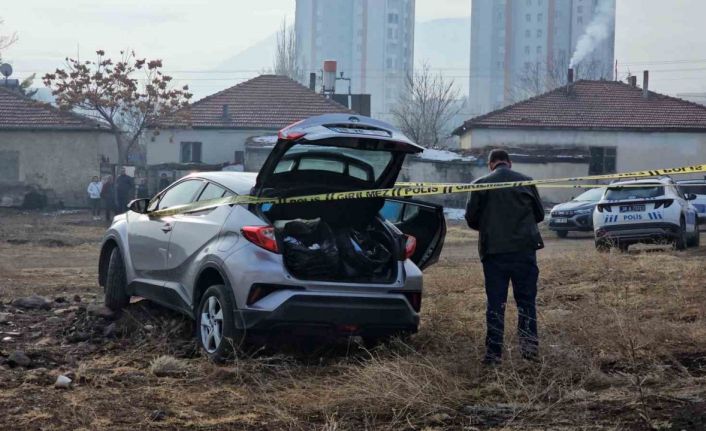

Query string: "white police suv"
[593, 177, 700, 252]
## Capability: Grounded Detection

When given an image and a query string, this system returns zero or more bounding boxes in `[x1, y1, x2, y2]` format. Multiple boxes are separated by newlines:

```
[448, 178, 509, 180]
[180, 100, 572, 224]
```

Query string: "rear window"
[274, 144, 392, 182]
[605, 185, 664, 200]
[679, 184, 706, 195]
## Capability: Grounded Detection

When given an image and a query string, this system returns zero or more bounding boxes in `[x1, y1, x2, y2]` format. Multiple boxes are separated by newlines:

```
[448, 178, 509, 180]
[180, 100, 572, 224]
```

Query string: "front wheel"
[196, 284, 242, 362]
[687, 229, 700, 248]
[595, 240, 611, 253]
[556, 230, 569, 239]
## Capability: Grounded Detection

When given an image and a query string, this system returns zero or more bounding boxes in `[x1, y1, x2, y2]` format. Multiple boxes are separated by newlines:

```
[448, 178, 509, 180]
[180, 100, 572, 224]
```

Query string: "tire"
[104, 247, 130, 311]
[556, 230, 569, 239]
[618, 242, 630, 253]
[675, 219, 687, 251]
[595, 240, 611, 253]
[687, 229, 700, 248]
[196, 284, 242, 362]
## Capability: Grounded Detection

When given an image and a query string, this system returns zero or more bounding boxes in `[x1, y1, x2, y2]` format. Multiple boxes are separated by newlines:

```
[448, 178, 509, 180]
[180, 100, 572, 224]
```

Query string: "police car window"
[606, 185, 664, 200]
[680, 184, 706, 195]
[157, 180, 204, 210]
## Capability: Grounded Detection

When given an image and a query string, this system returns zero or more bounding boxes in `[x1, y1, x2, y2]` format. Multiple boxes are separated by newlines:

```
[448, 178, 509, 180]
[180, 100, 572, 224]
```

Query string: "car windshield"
[679, 183, 706, 195]
[605, 184, 664, 200]
[274, 144, 393, 182]
[573, 188, 605, 202]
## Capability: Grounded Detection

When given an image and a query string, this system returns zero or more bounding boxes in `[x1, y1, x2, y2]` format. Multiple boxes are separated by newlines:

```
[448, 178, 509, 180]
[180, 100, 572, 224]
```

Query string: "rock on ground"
[12, 295, 52, 311]
[54, 375, 72, 389]
[8, 351, 32, 368]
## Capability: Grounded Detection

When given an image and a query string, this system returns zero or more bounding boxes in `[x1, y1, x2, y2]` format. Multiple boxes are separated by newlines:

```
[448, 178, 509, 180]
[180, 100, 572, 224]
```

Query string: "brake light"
[278, 120, 306, 140]
[404, 235, 417, 260]
[242, 226, 279, 253]
[655, 199, 673, 209]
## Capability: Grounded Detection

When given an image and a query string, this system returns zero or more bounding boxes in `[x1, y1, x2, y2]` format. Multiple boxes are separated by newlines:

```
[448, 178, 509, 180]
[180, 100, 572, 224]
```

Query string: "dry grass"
[1, 211, 705, 430]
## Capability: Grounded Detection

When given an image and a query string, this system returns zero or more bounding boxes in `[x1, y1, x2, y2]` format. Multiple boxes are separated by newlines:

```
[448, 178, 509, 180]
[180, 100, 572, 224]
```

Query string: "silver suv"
[98, 114, 446, 360]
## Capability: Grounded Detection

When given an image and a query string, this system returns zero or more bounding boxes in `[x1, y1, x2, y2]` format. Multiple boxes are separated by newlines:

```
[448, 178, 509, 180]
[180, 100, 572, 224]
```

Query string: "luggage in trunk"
[275, 218, 395, 282]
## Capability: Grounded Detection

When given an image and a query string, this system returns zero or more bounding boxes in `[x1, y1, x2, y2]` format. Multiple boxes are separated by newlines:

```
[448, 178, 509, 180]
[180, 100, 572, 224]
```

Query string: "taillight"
[241, 226, 279, 253]
[655, 200, 673, 209]
[404, 235, 417, 260]
[278, 120, 306, 140]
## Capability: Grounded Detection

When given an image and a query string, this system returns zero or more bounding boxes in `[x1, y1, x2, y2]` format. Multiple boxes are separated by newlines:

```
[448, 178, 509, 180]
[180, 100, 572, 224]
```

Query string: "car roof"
[609, 177, 673, 187]
[676, 179, 706, 184]
[182, 171, 257, 195]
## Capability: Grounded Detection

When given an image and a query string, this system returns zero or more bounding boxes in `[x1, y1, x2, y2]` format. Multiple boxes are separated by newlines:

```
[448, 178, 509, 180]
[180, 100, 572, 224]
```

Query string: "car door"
[380, 199, 446, 270]
[166, 181, 235, 278]
[127, 179, 205, 281]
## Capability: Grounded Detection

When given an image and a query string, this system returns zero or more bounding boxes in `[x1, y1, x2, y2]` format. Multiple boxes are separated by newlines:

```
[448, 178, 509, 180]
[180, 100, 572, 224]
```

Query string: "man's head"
[92, 176, 99, 182]
[160, 173, 167, 178]
[488, 149, 511, 171]
[120, 167, 126, 175]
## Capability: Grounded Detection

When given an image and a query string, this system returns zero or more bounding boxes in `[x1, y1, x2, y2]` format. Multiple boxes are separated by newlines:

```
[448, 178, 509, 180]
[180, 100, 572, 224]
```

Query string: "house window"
[536, 45, 542, 55]
[526, 14, 531, 22]
[180, 142, 202, 163]
[537, 29, 543, 38]
[234, 150, 245, 165]
[537, 13, 543, 22]
[525, 29, 531, 38]
[589, 147, 617, 174]
[577, 16, 583, 24]
[0, 150, 20, 181]
[525, 45, 530, 55]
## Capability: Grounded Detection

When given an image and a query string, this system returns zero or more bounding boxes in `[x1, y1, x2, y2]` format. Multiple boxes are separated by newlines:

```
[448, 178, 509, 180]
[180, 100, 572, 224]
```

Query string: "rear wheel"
[104, 248, 129, 311]
[687, 229, 701, 248]
[197, 284, 242, 362]
[674, 219, 687, 251]
[556, 230, 569, 239]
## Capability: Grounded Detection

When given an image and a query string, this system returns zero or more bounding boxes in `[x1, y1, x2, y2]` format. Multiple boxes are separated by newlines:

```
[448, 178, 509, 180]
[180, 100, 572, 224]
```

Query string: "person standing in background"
[158, 172, 171, 191]
[87, 176, 103, 220]
[115, 168, 135, 214]
[101, 175, 116, 222]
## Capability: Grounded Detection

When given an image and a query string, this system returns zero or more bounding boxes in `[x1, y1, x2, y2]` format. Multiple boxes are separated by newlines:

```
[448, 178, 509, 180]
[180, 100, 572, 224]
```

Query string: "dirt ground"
[1, 208, 705, 430]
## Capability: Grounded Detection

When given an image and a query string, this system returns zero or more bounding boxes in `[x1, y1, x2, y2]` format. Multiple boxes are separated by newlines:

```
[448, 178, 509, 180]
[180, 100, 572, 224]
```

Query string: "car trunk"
[251, 122, 423, 283]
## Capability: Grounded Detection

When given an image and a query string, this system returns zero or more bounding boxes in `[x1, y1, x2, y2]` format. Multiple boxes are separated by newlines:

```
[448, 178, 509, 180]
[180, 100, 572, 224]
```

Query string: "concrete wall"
[0, 130, 116, 206]
[465, 128, 706, 176]
[147, 128, 275, 165]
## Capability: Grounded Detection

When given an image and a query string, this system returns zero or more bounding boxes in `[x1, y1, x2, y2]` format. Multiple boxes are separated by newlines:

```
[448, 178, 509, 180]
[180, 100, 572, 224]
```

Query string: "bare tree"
[0, 18, 18, 54]
[510, 54, 608, 102]
[390, 63, 461, 148]
[44, 50, 192, 166]
[273, 19, 301, 82]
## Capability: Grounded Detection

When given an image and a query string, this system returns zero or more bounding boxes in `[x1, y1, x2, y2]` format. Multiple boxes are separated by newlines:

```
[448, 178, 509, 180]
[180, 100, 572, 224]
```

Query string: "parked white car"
[593, 178, 700, 252]
[677, 179, 706, 224]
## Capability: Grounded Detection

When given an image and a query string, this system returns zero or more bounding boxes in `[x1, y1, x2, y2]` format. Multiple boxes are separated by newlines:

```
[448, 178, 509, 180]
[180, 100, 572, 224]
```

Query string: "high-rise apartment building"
[295, 0, 415, 120]
[469, 0, 616, 116]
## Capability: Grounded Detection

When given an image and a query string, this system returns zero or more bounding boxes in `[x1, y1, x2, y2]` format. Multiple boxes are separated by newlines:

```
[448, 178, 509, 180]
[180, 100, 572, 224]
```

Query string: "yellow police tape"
[148, 163, 706, 218]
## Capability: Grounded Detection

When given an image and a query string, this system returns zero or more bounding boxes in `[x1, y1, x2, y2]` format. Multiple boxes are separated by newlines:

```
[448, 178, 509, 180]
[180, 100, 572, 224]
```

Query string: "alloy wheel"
[200, 296, 224, 353]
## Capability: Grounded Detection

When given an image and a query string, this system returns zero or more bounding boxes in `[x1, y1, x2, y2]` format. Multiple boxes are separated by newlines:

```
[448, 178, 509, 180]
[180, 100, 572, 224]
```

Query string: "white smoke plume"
[569, 0, 615, 69]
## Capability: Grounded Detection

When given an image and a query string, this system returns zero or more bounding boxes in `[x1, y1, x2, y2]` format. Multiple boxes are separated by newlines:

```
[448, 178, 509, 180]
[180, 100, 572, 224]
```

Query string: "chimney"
[629, 76, 637, 87]
[567, 68, 574, 84]
[309, 72, 316, 91]
[322, 60, 337, 96]
[222, 104, 229, 120]
[642, 70, 649, 98]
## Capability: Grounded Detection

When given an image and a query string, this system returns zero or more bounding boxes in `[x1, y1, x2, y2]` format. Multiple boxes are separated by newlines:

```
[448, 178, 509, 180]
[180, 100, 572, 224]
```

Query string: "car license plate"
[554, 217, 568, 224]
[620, 204, 645, 213]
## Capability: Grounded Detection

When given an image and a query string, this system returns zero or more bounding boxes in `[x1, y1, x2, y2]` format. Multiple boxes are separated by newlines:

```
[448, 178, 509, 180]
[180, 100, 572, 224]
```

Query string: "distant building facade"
[454, 77, 706, 202]
[295, 0, 415, 120]
[469, 0, 616, 117]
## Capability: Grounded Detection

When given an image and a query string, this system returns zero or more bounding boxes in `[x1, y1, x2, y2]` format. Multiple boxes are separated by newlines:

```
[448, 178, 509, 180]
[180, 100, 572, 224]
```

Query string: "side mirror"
[686, 193, 698, 201]
[128, 198, 151, 214]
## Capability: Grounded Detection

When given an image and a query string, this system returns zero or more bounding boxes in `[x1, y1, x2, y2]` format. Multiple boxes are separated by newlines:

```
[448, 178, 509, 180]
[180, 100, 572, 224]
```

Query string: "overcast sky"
[3, 0, 706, 98]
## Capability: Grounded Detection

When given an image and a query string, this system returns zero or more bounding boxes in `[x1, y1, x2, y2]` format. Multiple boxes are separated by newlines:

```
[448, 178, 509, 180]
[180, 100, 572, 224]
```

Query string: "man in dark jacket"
[115, 168, 135, 214]
[465, 149, 545, 365]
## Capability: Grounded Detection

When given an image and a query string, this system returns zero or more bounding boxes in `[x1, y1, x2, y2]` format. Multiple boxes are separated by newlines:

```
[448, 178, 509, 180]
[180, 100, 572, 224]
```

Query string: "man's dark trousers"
[482, 250, 539, 360]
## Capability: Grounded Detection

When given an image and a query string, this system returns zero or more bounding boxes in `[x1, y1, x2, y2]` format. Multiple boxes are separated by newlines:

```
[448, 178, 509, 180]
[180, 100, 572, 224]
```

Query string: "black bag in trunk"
[280, 219, 339, 278]
[336, 227, 392, 277]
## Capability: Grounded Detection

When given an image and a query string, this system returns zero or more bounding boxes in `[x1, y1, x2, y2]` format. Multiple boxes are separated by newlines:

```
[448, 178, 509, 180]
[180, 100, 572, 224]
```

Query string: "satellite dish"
[0, 63, 12, 78]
